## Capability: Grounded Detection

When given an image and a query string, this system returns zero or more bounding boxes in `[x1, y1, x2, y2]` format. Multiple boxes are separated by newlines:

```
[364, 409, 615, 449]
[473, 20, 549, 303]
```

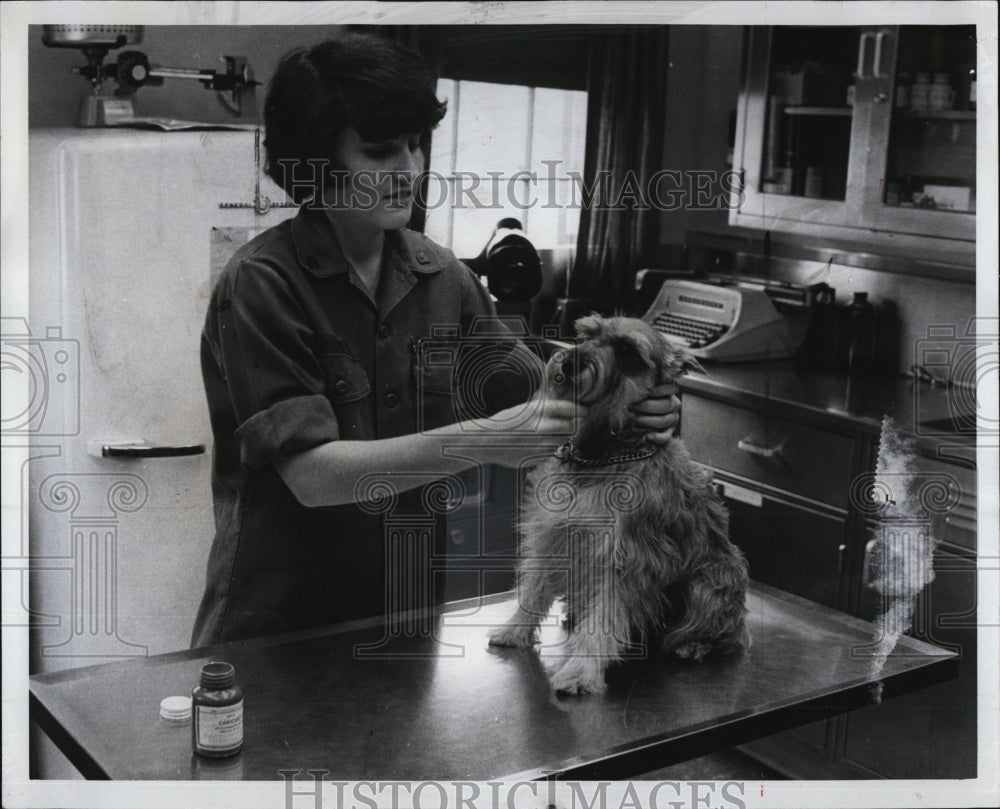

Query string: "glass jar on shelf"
[928, 73, 955, 111]
[910, 73, 931, 112]
[894, 72, 912, 109]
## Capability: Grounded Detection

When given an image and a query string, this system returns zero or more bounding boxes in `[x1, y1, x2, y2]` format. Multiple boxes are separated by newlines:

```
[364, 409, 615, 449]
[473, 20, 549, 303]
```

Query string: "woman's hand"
[631, 382, 681, 445]
[469, 396, 584, 466]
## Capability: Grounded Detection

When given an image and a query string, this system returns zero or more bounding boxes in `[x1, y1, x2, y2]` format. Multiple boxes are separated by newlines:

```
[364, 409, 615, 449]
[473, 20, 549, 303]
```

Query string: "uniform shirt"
[191, 206, 535, 646]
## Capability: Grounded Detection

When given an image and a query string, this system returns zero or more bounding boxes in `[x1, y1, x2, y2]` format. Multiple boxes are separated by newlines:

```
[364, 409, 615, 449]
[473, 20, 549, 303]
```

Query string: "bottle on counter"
[838, 292, 878, 374]
[797, 283, 838, 370]
[192, 661, 244, 758]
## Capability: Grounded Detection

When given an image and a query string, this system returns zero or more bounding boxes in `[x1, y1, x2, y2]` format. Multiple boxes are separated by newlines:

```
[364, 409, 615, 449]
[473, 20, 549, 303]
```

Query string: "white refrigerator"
[24, 127, 296, 674]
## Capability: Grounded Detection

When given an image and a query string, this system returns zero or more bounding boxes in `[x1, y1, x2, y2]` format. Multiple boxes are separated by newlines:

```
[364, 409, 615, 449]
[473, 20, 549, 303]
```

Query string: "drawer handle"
[873, 30, 892, 79]
[856, 31, 875, 79]
[863, 538, 879, 589]
[87, 440, 205, 459]
[737, 436, 785, 458]
[944, 514, 976, 535]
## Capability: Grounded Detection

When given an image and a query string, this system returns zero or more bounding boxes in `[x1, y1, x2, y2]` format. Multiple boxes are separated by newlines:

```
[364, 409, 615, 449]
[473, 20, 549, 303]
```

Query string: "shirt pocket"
[413, 340, 457, 395]
[413, 342, 458, 428]
[317, 353, 371, 404]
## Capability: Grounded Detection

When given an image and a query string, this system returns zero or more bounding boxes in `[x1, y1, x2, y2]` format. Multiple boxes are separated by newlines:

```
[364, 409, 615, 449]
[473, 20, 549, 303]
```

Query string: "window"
[424, 79, 588, 258]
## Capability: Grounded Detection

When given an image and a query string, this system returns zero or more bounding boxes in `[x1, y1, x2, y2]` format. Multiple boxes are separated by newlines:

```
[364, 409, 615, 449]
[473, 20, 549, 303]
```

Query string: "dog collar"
[553, 439, 659, 467]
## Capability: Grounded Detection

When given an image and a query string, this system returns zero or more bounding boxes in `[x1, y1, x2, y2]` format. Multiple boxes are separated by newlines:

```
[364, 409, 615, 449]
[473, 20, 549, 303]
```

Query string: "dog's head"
[546, 314, 703, 440]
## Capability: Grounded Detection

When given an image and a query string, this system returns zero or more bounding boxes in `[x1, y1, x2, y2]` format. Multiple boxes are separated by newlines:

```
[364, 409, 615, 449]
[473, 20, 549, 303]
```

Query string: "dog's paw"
[488, 626, 537, 648]
[548, 660, 607, 695]
[672, 640, 713, 661]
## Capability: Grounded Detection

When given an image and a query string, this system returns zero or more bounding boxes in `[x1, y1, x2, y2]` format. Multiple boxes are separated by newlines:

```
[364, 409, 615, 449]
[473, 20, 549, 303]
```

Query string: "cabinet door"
[856, 26, 977, 241]
[732, 24, 976, 245]
[441, 466, 518, 602]
[733, 26, 869, 229]
[839, 548, 977, 778]
[716, 478, 847, 610]
[721, 478, 847, 777]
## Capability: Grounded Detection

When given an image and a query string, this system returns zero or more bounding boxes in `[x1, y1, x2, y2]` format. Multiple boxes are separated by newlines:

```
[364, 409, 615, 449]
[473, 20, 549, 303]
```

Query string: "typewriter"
[640, 276, 816, 362]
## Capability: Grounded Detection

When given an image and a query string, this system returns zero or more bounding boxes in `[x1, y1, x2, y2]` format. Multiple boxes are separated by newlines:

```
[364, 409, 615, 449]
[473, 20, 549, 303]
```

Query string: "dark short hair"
[263, 33, 447, 203]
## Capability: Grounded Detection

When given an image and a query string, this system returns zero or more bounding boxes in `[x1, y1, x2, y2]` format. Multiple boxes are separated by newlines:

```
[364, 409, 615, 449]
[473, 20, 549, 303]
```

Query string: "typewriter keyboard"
[651, 312, 728, 348]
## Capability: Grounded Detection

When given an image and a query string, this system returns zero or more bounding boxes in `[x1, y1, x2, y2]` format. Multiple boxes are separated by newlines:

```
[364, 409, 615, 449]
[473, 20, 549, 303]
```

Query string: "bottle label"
[195, 702, 243, 751]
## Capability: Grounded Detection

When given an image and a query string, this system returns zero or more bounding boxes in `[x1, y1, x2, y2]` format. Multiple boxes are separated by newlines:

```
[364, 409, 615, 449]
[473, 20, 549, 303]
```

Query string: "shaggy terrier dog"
[489, 315, 750, 694]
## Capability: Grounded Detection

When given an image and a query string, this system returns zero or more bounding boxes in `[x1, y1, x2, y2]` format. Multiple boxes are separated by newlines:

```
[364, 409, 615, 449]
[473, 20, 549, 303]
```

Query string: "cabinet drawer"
[682, 396, 854, 509]
[916, 456, 976, 553]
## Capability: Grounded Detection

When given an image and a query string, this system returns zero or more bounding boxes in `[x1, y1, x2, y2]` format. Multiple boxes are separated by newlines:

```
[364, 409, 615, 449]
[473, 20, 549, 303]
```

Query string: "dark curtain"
[568, 28, 669, 308]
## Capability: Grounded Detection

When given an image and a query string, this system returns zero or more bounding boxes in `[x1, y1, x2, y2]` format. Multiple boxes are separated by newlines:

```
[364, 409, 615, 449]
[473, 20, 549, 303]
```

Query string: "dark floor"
[639, 747, 785, 781]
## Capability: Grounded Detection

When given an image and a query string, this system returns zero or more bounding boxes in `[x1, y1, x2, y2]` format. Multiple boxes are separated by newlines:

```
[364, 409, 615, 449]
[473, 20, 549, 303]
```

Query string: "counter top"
[679, 362, 975, 464]
[30, 583, 956, 781]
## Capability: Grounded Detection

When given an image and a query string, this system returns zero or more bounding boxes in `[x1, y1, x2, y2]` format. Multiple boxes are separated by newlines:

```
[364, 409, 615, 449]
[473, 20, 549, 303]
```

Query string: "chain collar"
[553, 438, 659, 467]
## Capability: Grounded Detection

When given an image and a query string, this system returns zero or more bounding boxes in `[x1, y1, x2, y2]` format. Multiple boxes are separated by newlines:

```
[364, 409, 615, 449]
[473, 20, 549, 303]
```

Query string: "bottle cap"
[160, 695, 192, 722]
[200, 660, 237, 689]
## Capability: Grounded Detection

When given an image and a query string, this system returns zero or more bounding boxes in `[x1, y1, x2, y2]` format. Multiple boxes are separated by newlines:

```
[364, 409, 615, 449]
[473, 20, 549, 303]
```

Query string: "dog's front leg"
[488, 566, 560, 648]
[547, 593, 629, 695]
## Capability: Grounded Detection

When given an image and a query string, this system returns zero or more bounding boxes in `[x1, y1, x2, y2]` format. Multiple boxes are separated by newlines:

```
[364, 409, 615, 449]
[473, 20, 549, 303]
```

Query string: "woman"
[191, 33, 679, 646]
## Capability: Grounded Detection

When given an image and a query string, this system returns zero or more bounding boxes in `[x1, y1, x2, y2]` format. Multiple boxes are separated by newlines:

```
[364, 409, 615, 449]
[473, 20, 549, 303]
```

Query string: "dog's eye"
[612, 341, 649, 375]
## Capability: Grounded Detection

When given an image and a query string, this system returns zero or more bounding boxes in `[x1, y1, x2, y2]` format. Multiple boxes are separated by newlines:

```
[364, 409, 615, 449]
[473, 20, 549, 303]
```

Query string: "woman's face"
[326, 126, 424, 232]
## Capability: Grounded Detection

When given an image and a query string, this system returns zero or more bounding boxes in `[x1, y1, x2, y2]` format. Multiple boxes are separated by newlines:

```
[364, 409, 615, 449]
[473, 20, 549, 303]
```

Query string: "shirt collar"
[290, 206, 448, 278]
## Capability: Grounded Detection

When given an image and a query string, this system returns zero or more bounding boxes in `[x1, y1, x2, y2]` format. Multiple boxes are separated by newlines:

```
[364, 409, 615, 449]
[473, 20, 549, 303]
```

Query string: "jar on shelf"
[910, 73, 931, 112]
[928, 73, 955, 111]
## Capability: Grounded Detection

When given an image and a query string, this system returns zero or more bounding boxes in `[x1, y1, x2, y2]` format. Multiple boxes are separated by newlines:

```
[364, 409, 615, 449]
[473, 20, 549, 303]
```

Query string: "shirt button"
[416, 251, 429, 264]
[384, 392, 399, 408]
[334, 378, 349, 396]
[378, 323, 392, 339]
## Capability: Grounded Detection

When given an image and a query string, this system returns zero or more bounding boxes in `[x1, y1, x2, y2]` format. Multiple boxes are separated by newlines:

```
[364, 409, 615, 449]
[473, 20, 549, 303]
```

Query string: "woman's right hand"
[472, 395, 584, 466]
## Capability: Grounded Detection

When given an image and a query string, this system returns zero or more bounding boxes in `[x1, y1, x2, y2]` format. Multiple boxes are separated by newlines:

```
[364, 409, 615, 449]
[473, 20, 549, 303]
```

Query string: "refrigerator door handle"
[87, 440, 206, 458]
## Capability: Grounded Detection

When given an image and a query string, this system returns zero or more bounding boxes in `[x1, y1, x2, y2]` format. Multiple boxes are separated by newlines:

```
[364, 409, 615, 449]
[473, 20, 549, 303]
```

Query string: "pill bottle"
[192, 661, 243, 757]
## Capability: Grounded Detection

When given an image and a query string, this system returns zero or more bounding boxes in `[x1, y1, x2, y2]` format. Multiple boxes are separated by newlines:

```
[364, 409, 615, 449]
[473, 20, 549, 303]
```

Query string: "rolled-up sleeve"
[205, 258, 340, 470]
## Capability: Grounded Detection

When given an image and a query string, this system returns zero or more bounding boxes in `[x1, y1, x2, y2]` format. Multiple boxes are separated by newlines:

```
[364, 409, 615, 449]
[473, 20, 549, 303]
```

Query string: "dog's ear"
[656, 333, 708, 378]
[574, 313, 605, 339]
[681, 351, 708, 376]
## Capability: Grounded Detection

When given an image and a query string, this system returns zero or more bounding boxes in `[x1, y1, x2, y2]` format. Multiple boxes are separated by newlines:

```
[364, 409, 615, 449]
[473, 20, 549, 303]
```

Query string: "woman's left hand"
[631, 382, 681, 445]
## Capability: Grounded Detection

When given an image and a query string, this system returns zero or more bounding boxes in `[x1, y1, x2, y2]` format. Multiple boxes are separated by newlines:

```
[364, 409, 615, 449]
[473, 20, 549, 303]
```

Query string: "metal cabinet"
[836, 452, 978, 778]
[839, 545, 977, 778]
[441, 465, 519, 602]
[731, 25, 976, 250]
[682, 394, 854, 611]
[680, 391, 977, 779]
